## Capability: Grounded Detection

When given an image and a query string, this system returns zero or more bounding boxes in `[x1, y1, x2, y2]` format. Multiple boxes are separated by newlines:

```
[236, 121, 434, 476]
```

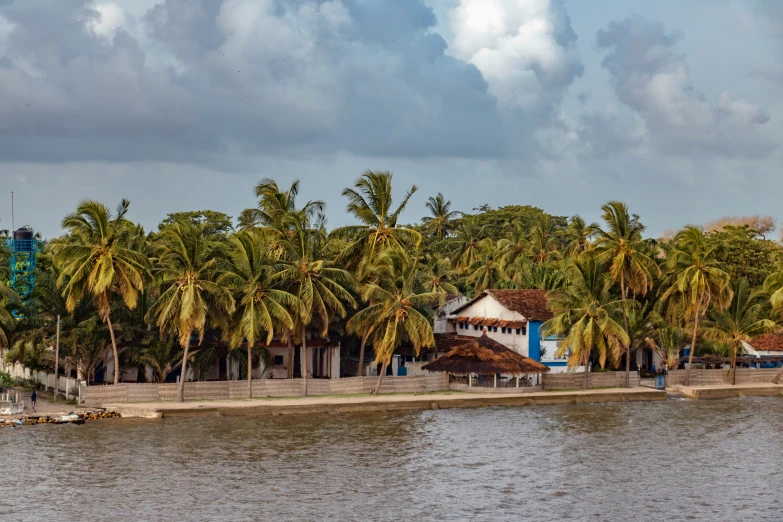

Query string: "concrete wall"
[2, 362, 81, 399]
[542, 371, 639, 390]
[81, 374, 450, 405]
[667, 368, 781, 386]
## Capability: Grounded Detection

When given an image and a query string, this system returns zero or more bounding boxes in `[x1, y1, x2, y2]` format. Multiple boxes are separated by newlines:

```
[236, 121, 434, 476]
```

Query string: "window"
[493, 326, 498, 332]
[515, 328, 521, 335]
[501, 327, 507, 334]
[458, 323, 463, 329]
[474, 325, 479, 330]
[273, 355, 285, 366]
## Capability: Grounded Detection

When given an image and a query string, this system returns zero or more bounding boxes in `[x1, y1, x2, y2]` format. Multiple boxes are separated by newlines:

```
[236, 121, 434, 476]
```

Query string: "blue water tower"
[7, 226, 42, 314]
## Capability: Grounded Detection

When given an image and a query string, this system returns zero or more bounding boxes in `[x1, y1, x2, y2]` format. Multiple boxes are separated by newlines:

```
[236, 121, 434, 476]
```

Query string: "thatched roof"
[422, 333, 550, 375]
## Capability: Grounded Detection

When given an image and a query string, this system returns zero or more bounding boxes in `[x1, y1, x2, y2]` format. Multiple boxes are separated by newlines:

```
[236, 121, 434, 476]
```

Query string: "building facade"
[440, 289, 580, 373]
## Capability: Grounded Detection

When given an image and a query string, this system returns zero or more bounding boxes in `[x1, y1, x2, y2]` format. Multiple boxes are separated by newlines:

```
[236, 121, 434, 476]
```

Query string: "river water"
[2, 397, 783, 521]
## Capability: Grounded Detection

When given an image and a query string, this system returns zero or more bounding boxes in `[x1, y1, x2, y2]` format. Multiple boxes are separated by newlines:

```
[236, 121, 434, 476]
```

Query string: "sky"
[0, 0, 781, 239]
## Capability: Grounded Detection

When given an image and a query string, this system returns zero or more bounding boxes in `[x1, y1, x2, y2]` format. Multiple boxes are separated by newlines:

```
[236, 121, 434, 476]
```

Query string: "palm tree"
[467, 238, 509, 293]
[594, 201, 660, 387]
[541, 253, 629, 389]
[219, 230, 297, 397]
[146, 221, 235, 402]
[133, 341, 182, 383]
[273, 215, 356, 396]
[451, 217, 484, 274]
[703, 279, 775, 385]
[239, 178, 324, 230]
[527, 214, 562, 265]
[660, 226, 733, 386]
[54, 200, 150, 384]
[418, 254, 459, 298]
[336, 171, 421, 275]
[564, 215, 598, 258]
[0, 283, 20, 354]
[422, 193, 461, 240]
[347, 250, 436, 394]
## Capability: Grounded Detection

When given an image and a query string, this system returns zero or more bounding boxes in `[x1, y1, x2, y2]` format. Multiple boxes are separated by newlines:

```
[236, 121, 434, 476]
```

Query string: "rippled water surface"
[3, 397, 783, 521]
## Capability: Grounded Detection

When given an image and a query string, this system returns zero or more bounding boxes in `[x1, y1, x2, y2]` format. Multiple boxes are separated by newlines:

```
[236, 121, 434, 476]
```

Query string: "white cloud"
[446, 0, 582, 113]
[86, 2, 126, 39]
[596, 15, 773, 158]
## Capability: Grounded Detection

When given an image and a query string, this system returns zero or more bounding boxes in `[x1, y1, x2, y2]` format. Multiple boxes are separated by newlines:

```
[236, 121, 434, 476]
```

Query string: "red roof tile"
[749, 333, 783, 352]
[453, 289, 553, 321]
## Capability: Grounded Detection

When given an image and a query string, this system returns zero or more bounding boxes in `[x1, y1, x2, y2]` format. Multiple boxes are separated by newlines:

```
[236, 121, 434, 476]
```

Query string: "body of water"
[2, 397, 783, 521]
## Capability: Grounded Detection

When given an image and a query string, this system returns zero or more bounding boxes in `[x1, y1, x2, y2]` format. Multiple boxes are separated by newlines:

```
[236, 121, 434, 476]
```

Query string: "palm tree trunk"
[106, 312, 120, 385]
[247, 345, 253, 399]
[621, 275, 630, 388]
[772, 364, 783, 384]
[373, 360, 388, 395]
[177, 341, 190, 403]
[686, 313, 699, 387]
[287, 336, 294, 379]
[301, 325, 308, 397]
[731, 342, 737, 386]
[584, 354, 590, 390]
[357, 330, 370, 377]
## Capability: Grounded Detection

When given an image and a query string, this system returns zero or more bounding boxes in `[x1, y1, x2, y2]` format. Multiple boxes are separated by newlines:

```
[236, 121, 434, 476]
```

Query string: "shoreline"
[106, 387, 666, 419]
[668, 383, 783, 400]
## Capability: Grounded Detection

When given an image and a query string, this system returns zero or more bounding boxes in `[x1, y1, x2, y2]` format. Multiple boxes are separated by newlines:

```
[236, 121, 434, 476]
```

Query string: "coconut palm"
[527, 214, 562, 264]
[541, 253, 629, 389]
[564, 215, 598, 258]
[146, 221, 235, 402]
[347, 250, 436, 394]
[594, 201, 660, 387]
[660, 226, 733, 386]
[422, 193, 461, 240]
[418, 253, 459, 298]
[273, 214, 356, 396]
[703, 278, 775, 385]
[239, 178, 324, 230]
[218, 230, 297, 397]
[0, 283, 20, 352]
[451, 217, 484, 274]
[54, 199, 150, 384]
[336, 171, 421, 275]
[467, 238, 509, 293]
[133, 341, 182, 384]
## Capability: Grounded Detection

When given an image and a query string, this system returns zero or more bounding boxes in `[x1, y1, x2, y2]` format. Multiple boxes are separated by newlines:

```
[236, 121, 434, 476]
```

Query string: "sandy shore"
[106, 387, 666, 419]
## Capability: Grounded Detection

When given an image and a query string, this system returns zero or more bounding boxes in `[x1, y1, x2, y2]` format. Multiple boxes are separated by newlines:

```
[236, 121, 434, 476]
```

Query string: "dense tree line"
[2, 172, 783, 399]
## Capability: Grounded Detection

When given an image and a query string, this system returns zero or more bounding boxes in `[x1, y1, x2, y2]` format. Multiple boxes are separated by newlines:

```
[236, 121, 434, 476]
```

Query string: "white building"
[440, 289, 581, 373]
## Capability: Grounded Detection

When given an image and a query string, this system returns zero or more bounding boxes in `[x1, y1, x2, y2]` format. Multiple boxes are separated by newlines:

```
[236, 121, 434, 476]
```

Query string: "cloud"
[0, 0, 508, 163]
[595, 15, 773, 158]
[85, 2, 126, 39]
[447, 0, 583, 116]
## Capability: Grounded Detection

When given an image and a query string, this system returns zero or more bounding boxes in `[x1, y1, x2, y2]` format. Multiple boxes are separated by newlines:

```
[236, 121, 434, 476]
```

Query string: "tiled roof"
[748, 333, 783, 352]
[453, 289, 553, 321]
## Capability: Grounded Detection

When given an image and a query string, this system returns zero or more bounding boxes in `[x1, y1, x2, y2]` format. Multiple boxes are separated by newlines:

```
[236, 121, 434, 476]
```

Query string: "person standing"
[30, 389, 37, 413]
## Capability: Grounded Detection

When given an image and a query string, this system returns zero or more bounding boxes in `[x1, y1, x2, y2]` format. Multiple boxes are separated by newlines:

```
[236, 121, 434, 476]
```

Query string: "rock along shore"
[1, 408, 120, 428]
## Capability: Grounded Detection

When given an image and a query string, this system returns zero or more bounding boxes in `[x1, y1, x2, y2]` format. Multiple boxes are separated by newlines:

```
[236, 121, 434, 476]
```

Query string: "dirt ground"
[2, 390, 87, 417]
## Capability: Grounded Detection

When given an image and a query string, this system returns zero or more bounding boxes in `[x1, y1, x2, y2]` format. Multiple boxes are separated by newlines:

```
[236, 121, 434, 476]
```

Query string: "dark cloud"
[595, 15, 774, 159]
[0, 0, 506, 163]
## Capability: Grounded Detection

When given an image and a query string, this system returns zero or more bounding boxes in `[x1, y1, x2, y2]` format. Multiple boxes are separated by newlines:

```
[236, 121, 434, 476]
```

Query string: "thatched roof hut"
[422, 333, 549, 376]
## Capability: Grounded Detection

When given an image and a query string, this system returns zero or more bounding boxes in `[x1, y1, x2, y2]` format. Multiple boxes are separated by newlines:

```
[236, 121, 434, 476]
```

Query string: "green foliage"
[0, 370, 14, 388]
[161, 210, 234, 237]
[706, 225, 779, 287]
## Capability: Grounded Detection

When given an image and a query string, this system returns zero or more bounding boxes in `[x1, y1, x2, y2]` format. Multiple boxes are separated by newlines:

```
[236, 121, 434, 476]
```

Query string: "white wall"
[450, 294, 530, 355]
[434, 296, 469, 333]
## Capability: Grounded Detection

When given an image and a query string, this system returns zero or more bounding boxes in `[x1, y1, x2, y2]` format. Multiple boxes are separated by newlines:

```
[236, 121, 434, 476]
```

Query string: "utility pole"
[54, 314, 61, 401]
[10, 191, 14, 231]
